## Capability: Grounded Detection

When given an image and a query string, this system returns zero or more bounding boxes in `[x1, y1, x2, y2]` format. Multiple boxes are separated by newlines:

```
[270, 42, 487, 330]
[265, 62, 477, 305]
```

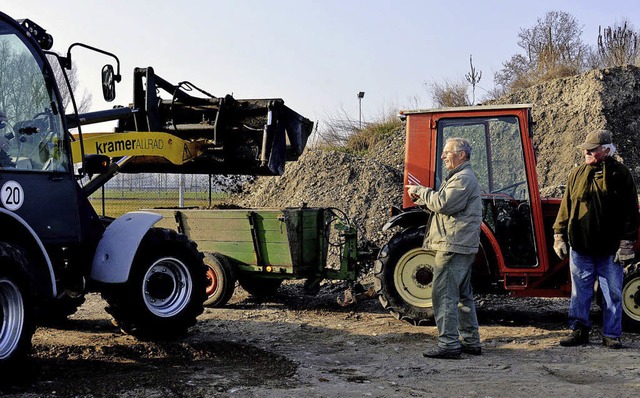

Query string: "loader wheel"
[0, 243, 35, 379]
[203, 252, 237, 307]
[622, 263, 640, 331]
[373, 227, 435, 325]
[238, 276, 283, 298]
[102, 228, 207, 339]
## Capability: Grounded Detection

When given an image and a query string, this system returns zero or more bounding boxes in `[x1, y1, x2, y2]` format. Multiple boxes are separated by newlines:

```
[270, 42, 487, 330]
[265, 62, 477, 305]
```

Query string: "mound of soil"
[491, 65, 640, 188]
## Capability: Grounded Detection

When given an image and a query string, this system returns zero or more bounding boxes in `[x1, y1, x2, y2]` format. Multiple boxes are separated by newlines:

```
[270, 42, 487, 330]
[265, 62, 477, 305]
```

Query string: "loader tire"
[0, 243, 36, 380]
[203, 252, 237, 307]
[102, 228, 206, 339]
[622, 262, 640, 332]
[238, 276, 283, 298]
[373, 226, 435, 326]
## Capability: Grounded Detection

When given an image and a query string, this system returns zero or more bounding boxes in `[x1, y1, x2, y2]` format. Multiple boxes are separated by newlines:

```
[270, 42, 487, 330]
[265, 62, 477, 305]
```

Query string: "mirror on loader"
[102, 64, 116, 102]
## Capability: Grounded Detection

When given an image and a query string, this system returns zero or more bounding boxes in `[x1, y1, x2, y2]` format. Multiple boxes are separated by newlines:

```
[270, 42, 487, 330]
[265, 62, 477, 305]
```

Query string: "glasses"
[442, 150, 463, 156]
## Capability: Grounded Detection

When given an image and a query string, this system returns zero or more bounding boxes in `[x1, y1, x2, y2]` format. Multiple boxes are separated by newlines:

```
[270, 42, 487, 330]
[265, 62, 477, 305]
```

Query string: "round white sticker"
[1, 180, 24, 211]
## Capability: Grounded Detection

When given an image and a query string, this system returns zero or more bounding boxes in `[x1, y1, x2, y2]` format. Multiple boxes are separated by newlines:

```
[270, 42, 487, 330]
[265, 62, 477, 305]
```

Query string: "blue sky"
[3, 1, 639, 132]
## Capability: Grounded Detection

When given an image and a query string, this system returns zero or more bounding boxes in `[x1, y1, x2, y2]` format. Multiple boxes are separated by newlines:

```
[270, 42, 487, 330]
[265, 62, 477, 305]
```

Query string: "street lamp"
[357, 91, 365, 129]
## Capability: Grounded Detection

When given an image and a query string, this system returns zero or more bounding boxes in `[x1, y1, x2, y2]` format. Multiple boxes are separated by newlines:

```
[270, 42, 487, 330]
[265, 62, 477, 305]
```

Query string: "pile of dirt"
[491, 64, 640, 188]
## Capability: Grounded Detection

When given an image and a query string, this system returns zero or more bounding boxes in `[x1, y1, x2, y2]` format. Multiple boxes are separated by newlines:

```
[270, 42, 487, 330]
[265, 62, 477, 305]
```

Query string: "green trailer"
[151, 206, 360, 306]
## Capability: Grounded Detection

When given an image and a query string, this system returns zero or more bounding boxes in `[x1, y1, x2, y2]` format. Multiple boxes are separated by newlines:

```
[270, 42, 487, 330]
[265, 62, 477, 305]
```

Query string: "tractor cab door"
[0, 17, 84, 245]
[435, 115, 538, 268]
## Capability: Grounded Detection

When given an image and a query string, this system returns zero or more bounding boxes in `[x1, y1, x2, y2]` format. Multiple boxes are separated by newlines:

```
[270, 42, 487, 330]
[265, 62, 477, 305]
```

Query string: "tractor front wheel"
[373, 227, 435, 325]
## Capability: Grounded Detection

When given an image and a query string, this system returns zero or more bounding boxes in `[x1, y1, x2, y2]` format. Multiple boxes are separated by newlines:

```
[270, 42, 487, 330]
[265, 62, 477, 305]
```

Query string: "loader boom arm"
[80, 66, 314, 176]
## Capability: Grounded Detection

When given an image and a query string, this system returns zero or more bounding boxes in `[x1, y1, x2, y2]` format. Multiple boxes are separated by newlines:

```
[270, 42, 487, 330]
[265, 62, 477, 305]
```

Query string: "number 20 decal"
[1, 180, 25, 211]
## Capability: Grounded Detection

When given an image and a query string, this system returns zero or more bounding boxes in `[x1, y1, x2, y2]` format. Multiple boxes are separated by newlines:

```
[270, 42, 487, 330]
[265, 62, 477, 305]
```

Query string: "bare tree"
[427, 80, 470, 108]
[596, 20, 640, 67]
[495, 11, 588, 93]
[465, 54, 482, 105]
[315, 106, 360, 148]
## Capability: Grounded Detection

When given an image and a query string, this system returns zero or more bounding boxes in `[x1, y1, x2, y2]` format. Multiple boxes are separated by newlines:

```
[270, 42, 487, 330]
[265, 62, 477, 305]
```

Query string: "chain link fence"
[87, 173, 243, 217]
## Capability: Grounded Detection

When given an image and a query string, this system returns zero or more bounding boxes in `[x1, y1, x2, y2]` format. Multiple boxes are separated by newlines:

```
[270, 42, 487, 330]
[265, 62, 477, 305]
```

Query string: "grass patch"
[317, 117, 403, 156]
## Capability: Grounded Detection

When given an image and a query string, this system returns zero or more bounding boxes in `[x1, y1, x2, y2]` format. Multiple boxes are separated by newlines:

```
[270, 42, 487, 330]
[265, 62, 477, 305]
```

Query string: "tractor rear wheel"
[373, 227, 435, 325]
[203, 252, 237, 307]
[103, 228, 206, 339]
[0, 243, 35, 379]
[622, 262, 640, 331]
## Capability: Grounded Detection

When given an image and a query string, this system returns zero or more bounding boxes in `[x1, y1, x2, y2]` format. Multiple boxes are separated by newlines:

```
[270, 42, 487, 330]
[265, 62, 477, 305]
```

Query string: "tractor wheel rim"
[142, 257, 192, 317]
[0, 278, 25, 359]
[205, 266, 218, 296]
[393, 248, 435, 308]
[622, 275, 640, 321]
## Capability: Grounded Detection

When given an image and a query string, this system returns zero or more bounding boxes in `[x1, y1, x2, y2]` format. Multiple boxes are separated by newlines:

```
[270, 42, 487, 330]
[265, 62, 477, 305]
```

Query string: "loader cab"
[0, 13, 91, 246]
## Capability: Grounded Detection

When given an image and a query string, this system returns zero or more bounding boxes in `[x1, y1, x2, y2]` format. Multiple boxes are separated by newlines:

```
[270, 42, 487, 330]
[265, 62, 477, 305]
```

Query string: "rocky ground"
[2, 288, 640, 398]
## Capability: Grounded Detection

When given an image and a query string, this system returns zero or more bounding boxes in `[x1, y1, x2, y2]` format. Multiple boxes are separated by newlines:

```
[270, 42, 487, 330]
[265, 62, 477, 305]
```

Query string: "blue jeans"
[432, 251, 481, 349]
[569, 249, 623, 338]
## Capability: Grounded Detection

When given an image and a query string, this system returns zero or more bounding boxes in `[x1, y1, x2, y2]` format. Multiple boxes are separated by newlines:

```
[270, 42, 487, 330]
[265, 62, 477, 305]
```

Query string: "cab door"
[0, 19, 84, 245]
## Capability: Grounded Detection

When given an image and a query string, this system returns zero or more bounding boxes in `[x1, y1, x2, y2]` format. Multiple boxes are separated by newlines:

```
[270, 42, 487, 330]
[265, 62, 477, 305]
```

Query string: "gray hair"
[446, 137, 472, 160]
[601, 143, 617, 157]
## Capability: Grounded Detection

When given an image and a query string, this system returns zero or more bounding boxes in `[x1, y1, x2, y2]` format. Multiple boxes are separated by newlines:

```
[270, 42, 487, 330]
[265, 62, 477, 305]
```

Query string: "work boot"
[559, 327, 590, 347]
[423, 346, 462, 359]
[602, 337, 623, 349]
[461, 345, 482, 356]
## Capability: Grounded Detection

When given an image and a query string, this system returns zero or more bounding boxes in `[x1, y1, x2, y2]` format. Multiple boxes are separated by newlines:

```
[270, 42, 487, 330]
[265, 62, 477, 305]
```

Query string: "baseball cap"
[577, 129, 612, 150]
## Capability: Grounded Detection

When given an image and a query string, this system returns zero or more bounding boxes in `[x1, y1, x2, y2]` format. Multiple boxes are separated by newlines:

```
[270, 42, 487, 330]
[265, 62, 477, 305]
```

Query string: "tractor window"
[0, 27, 69, 172]
[436, 116, 537, 268]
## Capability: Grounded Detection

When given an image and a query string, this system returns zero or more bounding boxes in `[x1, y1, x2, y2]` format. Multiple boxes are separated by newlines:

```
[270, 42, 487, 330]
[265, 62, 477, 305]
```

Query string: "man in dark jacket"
[553, 129, 638, 349]
[406, 137, 483, 359]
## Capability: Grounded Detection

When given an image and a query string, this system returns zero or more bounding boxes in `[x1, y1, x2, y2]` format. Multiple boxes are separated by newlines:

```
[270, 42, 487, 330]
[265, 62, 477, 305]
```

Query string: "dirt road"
[2, 284, 640, 398]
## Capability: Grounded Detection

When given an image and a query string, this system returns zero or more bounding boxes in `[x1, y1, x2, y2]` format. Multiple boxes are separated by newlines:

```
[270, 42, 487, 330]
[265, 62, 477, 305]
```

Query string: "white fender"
[90, 211, 162, 284]
[0, 208, 57, 297]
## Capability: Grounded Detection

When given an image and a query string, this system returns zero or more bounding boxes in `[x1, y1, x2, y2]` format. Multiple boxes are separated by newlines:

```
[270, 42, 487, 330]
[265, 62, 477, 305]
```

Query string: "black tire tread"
[373, 226, 434, 326]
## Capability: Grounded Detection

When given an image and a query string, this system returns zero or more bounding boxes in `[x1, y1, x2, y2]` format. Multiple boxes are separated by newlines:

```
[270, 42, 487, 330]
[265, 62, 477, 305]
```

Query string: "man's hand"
[614, 240, 635, 264]
[405, 185, 421, 201]
[553, 234, 568, 259]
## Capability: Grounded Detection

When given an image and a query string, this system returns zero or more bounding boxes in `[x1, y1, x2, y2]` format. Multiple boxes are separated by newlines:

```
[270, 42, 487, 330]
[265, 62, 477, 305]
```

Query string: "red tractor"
[374, 104, 640, 330]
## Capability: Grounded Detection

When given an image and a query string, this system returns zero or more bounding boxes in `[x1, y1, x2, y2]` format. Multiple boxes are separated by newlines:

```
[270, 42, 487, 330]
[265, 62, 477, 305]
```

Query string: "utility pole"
[357, 91, 365, 129]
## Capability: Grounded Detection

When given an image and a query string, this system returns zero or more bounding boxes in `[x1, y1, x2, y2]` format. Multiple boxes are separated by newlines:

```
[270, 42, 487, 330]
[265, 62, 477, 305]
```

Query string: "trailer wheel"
[373, 226, 435, 325]
[203, 253, 236, 307]
[103, 228, 206, 339]
[622, 263, 640, 331]
[238, 276, 283, 298]
[0, 243, 35, 378]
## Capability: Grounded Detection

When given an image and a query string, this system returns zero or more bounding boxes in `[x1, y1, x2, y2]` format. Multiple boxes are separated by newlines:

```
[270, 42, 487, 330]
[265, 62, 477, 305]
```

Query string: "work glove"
[614, 240, 635, 264]
[553, 234, 568, 260]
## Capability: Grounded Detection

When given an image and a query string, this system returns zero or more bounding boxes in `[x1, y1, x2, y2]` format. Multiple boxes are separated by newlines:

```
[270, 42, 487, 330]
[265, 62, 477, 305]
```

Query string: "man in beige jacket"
[406, 137, 483, 359]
